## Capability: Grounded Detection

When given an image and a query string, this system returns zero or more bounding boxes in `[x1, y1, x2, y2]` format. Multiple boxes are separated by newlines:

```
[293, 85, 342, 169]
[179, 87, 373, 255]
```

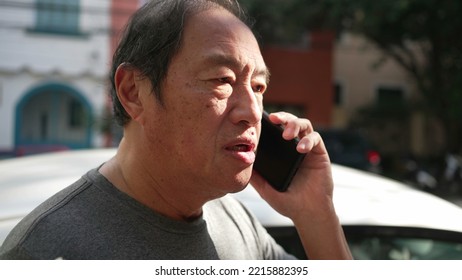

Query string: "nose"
[229, 84, 262, 127]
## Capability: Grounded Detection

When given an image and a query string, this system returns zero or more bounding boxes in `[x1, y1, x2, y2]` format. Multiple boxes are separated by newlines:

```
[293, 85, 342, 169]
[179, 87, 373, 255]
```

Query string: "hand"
[251, 112, 352, 259]
[250, 111, 334, 224]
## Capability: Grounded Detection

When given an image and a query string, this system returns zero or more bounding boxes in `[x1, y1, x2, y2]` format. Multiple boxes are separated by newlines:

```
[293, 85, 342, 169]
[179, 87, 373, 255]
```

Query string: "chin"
[227, 182, 248, 194]
[228, 173, 251, 194]
[212, 168, 252, 195]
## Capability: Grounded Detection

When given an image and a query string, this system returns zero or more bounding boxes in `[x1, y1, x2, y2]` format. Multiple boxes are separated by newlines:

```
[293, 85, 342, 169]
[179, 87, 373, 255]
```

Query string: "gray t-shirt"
[0, 169, 294, 260]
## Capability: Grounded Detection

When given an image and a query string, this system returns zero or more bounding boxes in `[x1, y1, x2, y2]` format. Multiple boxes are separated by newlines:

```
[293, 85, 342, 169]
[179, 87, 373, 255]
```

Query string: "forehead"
[176, 7, 268, 77]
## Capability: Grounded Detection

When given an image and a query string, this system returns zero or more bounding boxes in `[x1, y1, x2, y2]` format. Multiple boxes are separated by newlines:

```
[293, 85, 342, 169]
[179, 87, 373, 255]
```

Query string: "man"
[0, 0, 351, 259]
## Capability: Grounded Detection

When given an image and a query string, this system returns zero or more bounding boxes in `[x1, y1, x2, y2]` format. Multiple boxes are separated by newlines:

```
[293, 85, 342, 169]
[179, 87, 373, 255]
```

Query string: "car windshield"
[344, 225, 462, 260]
[267, 226, 462, 260]
[349, 236, 462, 260]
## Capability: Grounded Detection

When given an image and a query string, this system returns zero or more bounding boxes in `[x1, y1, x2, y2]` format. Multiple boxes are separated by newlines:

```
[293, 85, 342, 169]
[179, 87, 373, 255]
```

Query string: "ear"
[114, 64, 145, 122]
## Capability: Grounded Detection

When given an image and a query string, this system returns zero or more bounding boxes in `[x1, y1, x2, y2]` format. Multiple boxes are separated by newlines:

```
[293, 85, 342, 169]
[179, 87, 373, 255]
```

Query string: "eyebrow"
[202, 53, 270, 84]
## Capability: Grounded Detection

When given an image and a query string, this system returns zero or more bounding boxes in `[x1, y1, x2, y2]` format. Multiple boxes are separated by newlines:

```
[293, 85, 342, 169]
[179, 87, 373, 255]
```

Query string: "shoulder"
[204, 194, 295, 260]
[205, 195, 256, 222]
[0, 170, 101, 259]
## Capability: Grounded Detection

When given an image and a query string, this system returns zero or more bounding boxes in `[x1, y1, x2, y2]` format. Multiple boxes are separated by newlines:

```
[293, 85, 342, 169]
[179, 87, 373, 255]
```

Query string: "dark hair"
[109, 0, 251, 126]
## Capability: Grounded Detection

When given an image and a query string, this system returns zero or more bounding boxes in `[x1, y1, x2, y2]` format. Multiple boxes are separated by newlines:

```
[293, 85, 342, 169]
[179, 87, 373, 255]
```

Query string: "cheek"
[171, 104, 215, 150]
[161, 81, 227, 150]
[178, 101, 226, 160]
[204, 98, 228, 114]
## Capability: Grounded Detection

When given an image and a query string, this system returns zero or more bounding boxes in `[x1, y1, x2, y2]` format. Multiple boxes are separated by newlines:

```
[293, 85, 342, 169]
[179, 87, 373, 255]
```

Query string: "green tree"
[241, 0, 462, 155]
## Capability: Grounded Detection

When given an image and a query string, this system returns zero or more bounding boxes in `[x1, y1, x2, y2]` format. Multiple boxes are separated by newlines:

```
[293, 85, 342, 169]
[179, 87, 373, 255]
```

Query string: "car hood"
[331, 165, 462, 232]
[0, 149, 117, 221]
[1, 148, 462, 243]
[234, 165, 462, 233]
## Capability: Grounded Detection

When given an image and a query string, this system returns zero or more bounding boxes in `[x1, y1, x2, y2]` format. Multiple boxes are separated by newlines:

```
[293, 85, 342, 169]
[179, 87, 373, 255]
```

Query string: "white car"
[1, 149, 462, 259]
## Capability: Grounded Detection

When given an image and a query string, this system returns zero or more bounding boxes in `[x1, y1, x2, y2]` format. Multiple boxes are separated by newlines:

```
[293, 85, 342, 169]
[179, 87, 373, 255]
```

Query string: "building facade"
[262, 31, 335, 127]
[333, 33, 436, 157]
[0, 0, 110, 156]
[0, 1, 426, 159]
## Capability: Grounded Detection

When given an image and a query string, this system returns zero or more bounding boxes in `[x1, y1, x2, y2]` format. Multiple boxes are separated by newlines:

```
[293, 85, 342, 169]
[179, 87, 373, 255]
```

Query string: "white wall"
[0, 0, 110, 152]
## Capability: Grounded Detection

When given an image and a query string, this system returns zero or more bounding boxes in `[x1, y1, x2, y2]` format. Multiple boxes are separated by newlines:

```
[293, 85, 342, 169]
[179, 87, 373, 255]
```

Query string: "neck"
[99, 138, 205, 221]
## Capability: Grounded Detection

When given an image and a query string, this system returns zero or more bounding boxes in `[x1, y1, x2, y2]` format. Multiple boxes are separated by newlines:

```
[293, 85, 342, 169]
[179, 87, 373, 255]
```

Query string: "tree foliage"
[241, 0, 462, 154]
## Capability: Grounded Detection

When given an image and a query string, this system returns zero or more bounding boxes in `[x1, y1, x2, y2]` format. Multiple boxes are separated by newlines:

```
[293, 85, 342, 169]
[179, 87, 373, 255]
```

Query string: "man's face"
[142, 7, 268, 197]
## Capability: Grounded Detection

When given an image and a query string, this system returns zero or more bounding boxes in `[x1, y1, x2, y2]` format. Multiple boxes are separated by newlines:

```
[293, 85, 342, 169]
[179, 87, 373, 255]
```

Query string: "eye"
[252, 84, 266, 94]
[217, 77, 233, 84]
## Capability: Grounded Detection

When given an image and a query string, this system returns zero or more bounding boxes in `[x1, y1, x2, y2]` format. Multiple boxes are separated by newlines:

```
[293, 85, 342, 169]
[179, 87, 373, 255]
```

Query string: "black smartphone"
[253, 111, 306, 192]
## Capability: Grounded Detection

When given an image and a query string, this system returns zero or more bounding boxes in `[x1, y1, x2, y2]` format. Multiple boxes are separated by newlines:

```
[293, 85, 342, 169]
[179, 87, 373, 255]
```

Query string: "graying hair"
[109, 0, 252, 126]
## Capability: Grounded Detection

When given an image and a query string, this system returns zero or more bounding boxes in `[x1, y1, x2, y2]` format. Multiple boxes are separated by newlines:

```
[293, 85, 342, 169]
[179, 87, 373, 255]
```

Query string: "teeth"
[232, 145, 249, 152]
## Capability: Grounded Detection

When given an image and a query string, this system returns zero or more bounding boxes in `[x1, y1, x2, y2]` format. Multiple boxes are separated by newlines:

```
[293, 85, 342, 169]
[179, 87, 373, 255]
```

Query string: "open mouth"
[228, 144, 253, 152]
[225, 141, 256, 164]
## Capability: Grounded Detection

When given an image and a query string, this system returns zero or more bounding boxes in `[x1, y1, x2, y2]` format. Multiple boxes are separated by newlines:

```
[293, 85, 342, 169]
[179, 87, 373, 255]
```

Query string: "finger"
[281, 118, 313, 140]
[283, 121, 301, 140]
[268, 111, 298, 125]
[297, 131, 325, 154]
[297, 133, 316, 153]
[268, 112, 313, 140]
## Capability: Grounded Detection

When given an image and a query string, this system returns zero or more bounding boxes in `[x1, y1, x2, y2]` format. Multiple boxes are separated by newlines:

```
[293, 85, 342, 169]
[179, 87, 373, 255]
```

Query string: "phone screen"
[253, 111, 306, 192]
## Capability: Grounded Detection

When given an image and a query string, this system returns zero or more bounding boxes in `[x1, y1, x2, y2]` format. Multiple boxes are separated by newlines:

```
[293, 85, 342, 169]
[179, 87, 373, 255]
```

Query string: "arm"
[251, 112, 353, 260]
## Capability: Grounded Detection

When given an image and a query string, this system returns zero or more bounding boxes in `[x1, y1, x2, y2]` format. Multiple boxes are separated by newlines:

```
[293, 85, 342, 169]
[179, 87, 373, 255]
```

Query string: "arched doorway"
[15, 83, 93, 155]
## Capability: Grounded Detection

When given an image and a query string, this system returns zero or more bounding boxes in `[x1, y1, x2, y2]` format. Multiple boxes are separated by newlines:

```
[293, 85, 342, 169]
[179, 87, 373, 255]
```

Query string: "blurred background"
[0, 0, 461, 197]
